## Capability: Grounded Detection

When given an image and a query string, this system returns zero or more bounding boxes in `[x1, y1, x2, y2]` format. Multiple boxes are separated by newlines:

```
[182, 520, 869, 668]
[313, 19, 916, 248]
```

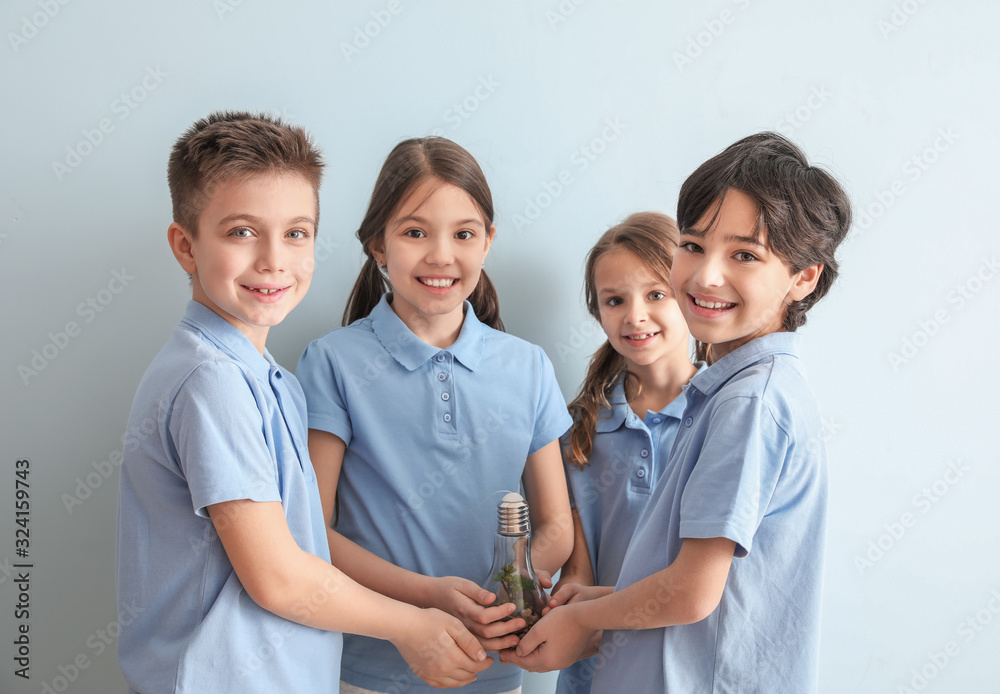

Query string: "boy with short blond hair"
[117, 112, 491, 693]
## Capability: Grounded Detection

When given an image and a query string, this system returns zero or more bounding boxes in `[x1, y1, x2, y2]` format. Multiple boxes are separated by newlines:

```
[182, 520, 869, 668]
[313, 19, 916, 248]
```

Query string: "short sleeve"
[678, 395, 789, 557]
[529, 346, 573, 455]
[169, 362, 282, 517]
[296, 339, 353, 445]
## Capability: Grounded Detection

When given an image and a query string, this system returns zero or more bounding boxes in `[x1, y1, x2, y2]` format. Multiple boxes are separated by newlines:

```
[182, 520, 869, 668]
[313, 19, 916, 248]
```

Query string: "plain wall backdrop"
[2, 1, 999, 692]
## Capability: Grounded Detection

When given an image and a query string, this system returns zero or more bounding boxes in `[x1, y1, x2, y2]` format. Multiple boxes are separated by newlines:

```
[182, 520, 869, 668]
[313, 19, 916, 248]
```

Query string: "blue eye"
[231, 227, 252, 238]
[287, 229, 310, 239]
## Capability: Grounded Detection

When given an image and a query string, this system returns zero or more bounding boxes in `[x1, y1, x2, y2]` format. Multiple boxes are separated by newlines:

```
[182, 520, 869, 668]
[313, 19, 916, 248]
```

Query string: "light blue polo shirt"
[296, 295, 572, 694]
[557, 368, 700, 694]
[590, 333, 827, 694]
[117, 301, 342, 694]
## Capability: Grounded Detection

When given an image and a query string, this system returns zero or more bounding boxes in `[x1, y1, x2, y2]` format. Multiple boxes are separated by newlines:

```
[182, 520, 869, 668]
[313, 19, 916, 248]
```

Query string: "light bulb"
[481, 492, 549, 636]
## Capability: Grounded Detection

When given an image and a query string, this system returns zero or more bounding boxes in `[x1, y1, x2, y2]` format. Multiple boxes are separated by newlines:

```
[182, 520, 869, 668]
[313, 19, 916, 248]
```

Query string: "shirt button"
[637, 469, 646, 478]
[437, 373, 447, 381]
[640, 449, 649, 458]
[436, 355, 446, 362]
[441, 392, 450, 401]
[443, 413, 452, 422]
[685, 416, 693, 427]
[652, 417, 661, 424]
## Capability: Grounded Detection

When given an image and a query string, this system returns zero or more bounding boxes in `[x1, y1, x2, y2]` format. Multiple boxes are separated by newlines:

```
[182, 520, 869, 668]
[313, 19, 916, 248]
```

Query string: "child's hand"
[548, 582, 610, 610]
[427, 576, 526, 651]
[535, 568, 553, 590]
[498, 604, 596, 673]
[391, 607, 492, 688]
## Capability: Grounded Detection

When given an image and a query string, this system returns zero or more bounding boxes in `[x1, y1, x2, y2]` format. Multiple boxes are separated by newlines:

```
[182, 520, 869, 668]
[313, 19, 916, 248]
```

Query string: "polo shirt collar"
[370, 294, 486, 372]
[181, 300, 274, 382]
[595, 378, 630, 433]
[594, 362, 705, 433]
[689, 332, 801, 398]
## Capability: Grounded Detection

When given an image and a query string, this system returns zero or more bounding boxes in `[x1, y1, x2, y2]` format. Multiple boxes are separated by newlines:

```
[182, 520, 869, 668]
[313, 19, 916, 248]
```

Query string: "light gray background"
[2, 1, 998, 692]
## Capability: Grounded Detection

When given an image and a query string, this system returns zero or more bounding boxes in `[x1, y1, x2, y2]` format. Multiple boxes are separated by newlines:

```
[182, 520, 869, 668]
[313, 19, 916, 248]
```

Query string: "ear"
[370, 238, 386, 267]
[483, 224, 496, 257]
[788, 263, 823, 301]
[168, 222, 198, 275]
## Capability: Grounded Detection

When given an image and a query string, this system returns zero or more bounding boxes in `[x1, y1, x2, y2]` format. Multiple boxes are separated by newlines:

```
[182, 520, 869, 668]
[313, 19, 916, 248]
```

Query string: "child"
[296, 136, 574, 694]
[117, 113, 491, 694]
[554, 212, 700, 694]
[501, 132, 851, 693]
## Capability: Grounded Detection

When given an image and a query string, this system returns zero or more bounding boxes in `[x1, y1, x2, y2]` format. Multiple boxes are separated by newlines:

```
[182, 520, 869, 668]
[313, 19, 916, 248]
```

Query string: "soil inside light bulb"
[491, 563, 548, 637]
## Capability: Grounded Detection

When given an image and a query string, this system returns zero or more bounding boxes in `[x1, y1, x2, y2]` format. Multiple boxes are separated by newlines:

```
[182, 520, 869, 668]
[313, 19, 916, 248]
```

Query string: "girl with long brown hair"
[554, 212, 699, 694]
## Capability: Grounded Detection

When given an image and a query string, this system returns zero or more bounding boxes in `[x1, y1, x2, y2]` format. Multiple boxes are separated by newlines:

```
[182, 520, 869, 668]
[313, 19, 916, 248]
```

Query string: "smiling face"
[671, 187, 820, 359]
[594, 247, 690, 377]
[373, 177, 494, 343]
[168, 172, 317, 353]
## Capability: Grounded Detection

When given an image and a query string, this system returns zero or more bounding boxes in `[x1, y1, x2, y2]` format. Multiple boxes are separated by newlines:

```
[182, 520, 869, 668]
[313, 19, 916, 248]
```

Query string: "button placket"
[436, 352, 457, 431]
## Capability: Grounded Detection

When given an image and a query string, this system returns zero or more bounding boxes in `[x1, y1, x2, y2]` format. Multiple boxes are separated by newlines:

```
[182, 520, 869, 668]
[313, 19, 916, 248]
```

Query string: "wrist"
[412, 574, 440, 609]
[384, 603, 424, 646]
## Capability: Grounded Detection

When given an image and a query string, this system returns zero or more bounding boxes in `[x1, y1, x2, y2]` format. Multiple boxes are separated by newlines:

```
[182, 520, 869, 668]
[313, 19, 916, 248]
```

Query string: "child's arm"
[208, 498, 492, 687]
[500, 536, 735, 672]
[521, 439, 574, 575]
[552, 508, 595, 595]
[309, 429, 525, 651]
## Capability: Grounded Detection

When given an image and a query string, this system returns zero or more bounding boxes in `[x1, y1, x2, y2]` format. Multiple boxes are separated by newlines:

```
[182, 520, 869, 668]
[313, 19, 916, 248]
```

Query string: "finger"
[455, 580, 497, 606]
[515, 625, 544, 657]
[448, 621, 488, 662]
[474, 601, 517, 625]
[498, 648, 543, 672]
[535, 569, 553, 589]
[478, 633, 521, 652]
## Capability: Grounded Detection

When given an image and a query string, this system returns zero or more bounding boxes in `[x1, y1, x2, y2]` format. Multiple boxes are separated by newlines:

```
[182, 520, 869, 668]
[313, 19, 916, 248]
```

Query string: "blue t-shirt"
[117, 301, 342, 694]
[557, 371, 697, 694]
[590, 333, 827, 693]
[296, 295, 572, 694]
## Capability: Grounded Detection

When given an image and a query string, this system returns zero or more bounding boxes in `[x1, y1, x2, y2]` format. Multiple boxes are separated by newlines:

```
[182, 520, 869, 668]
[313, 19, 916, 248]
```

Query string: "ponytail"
[565, 341, 636, 468]
[341, 255, 389, 326]
[469, 269, 504, 332]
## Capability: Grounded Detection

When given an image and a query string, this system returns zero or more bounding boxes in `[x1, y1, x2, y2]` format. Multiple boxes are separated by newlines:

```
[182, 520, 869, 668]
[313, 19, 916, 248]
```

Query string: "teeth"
[258, 288, 278, 294]
[694, 298, 733, 309]
[628, 333, 655, 340]
[421, 278, 456, 288]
